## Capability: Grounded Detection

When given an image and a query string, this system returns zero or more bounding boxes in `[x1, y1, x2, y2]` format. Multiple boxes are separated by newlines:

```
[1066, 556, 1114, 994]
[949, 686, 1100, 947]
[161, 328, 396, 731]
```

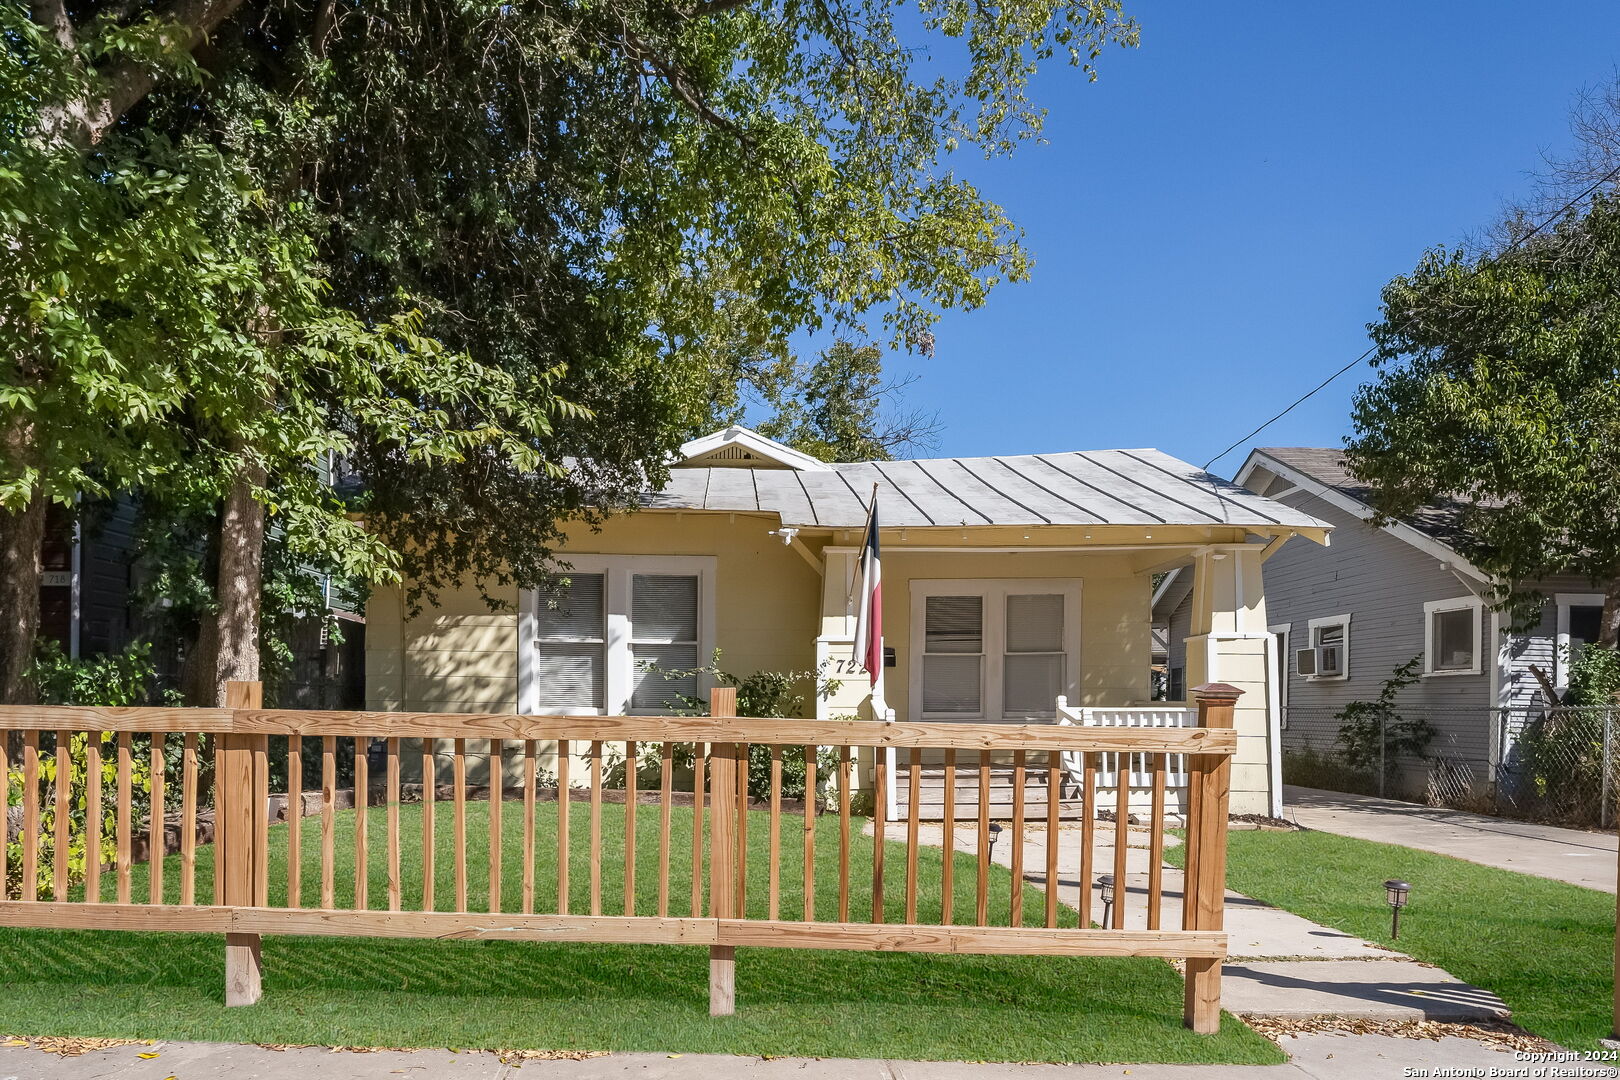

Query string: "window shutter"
[533, 574, 605, 709]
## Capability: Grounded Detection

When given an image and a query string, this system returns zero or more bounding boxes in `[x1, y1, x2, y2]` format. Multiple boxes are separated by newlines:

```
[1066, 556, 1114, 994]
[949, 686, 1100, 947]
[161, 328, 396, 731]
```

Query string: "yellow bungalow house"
[365, 426, 1331, 816]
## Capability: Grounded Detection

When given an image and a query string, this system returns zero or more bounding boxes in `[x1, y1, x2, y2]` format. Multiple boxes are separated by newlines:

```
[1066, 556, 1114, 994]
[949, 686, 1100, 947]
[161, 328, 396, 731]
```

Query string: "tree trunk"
[0, 410, 45, 707]
[1601, 575, 1620, 650]
[190, 462, 267, 706]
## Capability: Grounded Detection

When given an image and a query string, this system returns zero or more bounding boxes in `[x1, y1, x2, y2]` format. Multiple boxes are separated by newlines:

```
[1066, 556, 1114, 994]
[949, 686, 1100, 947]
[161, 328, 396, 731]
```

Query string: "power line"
[1201, 161, 1620, 472]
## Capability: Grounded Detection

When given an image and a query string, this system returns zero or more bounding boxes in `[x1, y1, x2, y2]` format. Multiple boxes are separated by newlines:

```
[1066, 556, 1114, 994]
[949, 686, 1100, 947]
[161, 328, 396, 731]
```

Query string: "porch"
[814, 535, 1313, 818]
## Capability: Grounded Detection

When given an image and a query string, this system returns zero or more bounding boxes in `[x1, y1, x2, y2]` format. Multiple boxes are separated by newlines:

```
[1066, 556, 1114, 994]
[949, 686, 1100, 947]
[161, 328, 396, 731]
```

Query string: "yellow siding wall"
[364, 513, 1281, 795]
[878, 550, 1151, 719]
[367, 511, 824, 715]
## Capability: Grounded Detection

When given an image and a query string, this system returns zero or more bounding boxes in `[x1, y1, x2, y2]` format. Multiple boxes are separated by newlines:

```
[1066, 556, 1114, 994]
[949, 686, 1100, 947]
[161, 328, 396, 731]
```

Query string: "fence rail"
[0, 683, 1241, 1031]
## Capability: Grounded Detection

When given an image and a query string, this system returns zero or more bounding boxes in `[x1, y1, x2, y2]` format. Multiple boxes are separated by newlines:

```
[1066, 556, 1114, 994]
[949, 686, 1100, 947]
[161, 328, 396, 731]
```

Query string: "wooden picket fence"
[0, 683, 1240, 1031]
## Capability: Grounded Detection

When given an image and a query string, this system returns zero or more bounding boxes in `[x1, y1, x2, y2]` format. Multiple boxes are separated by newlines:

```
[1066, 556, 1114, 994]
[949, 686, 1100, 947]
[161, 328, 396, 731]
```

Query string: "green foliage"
[0, 799, 1280, 1064]
[26, 640, 162, 708]
[638, 654, 842, 799]
[4, 732, 154, 901]
[1191, 829, 1615, 1050]
[1564, 641, 1620, 706]
[1334, 657, 1433, 774]
[756, 341, 938, 461]
[1511, 645, 1620, 824]
[6, 0, 1141, 656]
[5, 644, 176, 898]
[1347, 189, 1620, 634]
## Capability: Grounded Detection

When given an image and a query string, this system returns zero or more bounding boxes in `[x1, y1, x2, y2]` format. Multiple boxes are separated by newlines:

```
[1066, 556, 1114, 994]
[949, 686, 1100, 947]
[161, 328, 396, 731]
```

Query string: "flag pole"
[869, 482, 884, 709]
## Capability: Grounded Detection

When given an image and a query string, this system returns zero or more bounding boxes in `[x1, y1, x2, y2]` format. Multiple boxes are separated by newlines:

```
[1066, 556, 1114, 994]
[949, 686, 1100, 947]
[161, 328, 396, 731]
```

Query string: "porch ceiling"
[642, 448, 1329, 533]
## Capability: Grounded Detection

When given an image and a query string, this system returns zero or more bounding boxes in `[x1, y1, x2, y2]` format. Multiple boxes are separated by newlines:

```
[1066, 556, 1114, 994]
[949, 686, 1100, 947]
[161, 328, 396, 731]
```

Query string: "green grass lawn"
[0, 798, 1281, 1064]
[1170, 828, 1614, 1050]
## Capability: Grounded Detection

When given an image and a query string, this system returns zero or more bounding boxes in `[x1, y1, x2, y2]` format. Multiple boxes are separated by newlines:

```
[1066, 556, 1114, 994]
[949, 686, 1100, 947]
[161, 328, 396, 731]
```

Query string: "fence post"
[1379, 712, 1386, 799]
[1603, 710, 1613, 832]
[1183, 683, 1239, 1034]
[708, 686, 739, 1017]
[220, 680, 266, 1007]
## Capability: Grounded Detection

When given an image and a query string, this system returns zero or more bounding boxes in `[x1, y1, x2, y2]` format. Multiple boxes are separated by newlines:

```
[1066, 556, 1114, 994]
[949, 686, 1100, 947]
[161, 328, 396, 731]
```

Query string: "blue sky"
[842, 1, 1620, 475]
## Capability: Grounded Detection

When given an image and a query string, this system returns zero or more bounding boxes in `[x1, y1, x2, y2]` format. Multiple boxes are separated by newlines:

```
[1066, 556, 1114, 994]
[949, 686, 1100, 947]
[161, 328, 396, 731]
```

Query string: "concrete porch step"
[892, 762, 1088, 820]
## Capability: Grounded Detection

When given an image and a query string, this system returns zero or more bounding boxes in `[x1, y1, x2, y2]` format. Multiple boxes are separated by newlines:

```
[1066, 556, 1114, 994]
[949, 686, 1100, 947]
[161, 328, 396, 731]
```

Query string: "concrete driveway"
[1282, 786, 1617, 892]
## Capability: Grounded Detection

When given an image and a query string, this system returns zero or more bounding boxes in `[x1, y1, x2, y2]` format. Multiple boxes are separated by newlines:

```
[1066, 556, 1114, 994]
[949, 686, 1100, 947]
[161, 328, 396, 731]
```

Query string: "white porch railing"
[1055, 698, 1196, 793]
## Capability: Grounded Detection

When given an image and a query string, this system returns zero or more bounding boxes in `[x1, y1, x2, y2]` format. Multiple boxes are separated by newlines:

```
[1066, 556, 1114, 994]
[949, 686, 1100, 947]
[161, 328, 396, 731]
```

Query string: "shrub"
[1335, 656, 1433, 776]
[6, 642, 162, 899]
[638, 655, 843, 801]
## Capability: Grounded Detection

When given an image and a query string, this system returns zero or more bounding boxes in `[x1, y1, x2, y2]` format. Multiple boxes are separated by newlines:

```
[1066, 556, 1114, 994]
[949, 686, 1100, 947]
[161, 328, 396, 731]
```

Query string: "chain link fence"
[1280, 704, 1620, 828]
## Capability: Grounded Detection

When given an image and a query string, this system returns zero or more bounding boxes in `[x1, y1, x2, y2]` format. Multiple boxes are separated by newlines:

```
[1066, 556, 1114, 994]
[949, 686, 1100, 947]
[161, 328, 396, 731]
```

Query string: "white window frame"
[1305, 614, 1351, 681]
[1555, 592, 1606, 690]
[1422, 596, 1484, 677]
[519, 554, 716, 716]
[907, 578, 1082, 723]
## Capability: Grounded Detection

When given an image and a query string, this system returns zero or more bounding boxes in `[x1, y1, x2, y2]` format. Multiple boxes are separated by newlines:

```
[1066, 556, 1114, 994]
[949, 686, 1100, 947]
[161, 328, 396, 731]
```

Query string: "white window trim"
[1422, 595, 1484, 677]
[1305, 614, 1351, 681]
[1554, 592, 1606, 690]
[907, 578, 1082, 723]
[519, 554, 717, 716]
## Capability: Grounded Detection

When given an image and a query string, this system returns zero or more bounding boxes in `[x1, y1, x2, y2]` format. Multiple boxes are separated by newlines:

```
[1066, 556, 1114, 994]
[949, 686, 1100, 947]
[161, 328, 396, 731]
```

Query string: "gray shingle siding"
[1258, 488, 1497, 773]
[1504, 574, 1608, 708]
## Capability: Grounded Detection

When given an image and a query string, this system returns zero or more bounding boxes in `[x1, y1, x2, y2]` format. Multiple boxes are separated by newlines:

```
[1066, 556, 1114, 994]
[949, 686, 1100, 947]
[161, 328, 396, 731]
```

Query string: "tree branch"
[691, 0, 753, 17]
[77, 0, 249, 146]
[1528, 663, 1563, 707]
[619, 30, 749, 145]
[31, 0, 74, 49]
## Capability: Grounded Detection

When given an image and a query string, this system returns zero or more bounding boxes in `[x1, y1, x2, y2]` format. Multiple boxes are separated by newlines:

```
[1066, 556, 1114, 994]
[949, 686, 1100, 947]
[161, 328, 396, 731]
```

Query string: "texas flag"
[851, 489, 882, 689]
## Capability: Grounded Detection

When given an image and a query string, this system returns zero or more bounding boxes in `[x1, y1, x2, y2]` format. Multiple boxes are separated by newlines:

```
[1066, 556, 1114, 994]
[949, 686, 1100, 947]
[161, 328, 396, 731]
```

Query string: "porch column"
[1182, 546, 1275, 816]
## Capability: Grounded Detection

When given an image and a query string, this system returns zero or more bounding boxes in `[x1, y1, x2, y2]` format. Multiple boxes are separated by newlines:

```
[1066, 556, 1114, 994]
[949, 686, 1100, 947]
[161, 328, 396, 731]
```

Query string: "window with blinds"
[1003, 593, 1063, 718]
[630, 574, 700, 712]
[532, 573, 606, 710]
[913, 581, 1077, 722]
[524, 557, 712, 715]
[923, 595, 983, 714]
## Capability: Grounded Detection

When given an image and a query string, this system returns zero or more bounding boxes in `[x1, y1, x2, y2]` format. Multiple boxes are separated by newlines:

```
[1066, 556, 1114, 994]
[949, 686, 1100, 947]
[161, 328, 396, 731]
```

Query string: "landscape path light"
[1096, 873, 1116, 930]
[1383, 878, 1411, 940]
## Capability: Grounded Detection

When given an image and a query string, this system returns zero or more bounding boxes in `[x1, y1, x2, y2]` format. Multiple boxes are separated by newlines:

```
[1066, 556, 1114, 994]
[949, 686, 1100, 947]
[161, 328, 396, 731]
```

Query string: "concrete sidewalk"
[1283, 785, 1617, 892]
[0, 1034, 1546, 1080]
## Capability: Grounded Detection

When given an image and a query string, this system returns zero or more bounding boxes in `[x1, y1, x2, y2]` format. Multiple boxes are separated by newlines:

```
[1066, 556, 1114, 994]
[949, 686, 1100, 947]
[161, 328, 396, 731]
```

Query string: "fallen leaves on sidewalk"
[1240, 1014, 1554, 1053]
[497, 1048, 609, 1064]
[1, 1035, 153, 1058]
[255, 1042, 607, 1064]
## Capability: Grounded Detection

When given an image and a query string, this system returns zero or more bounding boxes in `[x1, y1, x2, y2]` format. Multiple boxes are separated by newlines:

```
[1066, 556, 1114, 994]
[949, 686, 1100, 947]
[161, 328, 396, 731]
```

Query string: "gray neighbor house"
[1154, 446, 1609, 807]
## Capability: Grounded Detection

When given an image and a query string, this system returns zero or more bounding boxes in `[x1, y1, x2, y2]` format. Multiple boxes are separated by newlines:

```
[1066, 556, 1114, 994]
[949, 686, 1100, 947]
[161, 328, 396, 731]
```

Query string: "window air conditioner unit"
[1297, 645, 1344, 678]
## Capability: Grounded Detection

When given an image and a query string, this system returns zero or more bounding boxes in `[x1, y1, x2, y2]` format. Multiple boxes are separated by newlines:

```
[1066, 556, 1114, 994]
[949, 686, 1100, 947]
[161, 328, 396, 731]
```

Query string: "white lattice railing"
[1055, 698, 1196, 792]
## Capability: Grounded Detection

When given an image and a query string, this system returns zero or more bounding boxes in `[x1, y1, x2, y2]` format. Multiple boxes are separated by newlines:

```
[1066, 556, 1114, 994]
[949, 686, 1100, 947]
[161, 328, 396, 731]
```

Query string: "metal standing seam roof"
[640, 448, 1331, 531]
